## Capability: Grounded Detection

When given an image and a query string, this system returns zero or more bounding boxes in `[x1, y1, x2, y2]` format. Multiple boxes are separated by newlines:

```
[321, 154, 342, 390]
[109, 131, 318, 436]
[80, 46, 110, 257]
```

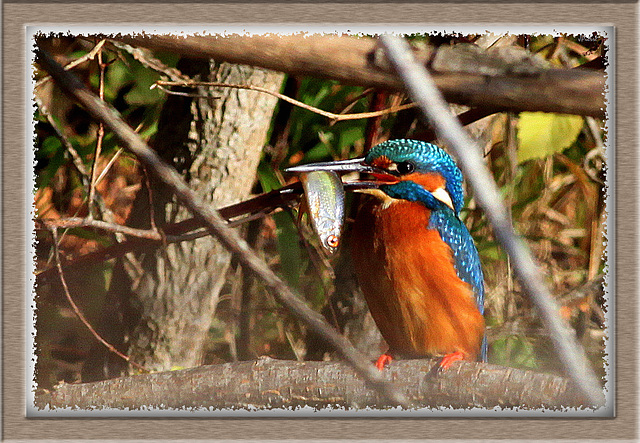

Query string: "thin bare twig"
[34, 69, 90, 184]
[35, 39, 107, 90]
[380, 35, 604, 407]
[87, 47, 107, 219]
[50, 146, 128, 255]
[154, 80, 417, 122]
[140, 165, 158, 232]
[95, 148, 124, 186]
[43, 113, 91, 181]
[36, 48, 410, 407]
[49, 226, 148, 373]
[38, 217, 163, 241]
[35, 183, 306, 286]
[328, 87, 376, 127]
[36, 204, 280, 246]
[110, 40, 192, 83]
[335, 87, 376, 115]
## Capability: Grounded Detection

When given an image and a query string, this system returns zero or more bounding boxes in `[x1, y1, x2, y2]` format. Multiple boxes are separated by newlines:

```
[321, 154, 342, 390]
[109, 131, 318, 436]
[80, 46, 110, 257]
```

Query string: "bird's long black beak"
[285, 157, 402, 191]
[285, 157, 373, 174]
[285, 157, 388, 191]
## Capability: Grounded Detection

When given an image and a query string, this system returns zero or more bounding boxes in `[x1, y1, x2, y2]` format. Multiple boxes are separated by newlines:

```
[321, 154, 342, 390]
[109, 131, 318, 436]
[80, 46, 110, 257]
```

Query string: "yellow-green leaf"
[517, 112, 584, 163]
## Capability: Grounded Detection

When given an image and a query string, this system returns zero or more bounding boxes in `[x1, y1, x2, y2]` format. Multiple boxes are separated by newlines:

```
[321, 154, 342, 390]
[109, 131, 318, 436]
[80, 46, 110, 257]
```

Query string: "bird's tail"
[480, 334, 488, 363]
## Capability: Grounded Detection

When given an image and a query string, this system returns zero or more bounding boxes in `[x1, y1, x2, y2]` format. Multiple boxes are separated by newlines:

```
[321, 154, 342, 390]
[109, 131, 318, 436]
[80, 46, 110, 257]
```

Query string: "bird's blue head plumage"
[365, 139, 465, 215]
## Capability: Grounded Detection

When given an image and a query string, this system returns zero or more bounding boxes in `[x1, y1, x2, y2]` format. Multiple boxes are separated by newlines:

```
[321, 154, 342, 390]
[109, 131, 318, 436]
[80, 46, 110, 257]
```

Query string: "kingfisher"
[287, 139, 486, 370]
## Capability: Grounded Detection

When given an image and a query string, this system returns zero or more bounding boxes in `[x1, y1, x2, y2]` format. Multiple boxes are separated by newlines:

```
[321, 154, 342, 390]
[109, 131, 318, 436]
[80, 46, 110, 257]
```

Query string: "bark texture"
[38, 358, 594, 411]
[84, 60, 284, 378]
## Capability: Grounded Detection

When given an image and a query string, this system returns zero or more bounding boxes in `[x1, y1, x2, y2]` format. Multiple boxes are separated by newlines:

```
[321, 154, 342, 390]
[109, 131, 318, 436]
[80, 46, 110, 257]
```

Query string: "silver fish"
[300, 170, 345, 254]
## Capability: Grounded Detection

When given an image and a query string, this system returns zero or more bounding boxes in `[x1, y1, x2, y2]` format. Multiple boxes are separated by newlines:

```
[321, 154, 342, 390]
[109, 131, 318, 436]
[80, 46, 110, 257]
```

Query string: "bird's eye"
[395, 161, 415, 175]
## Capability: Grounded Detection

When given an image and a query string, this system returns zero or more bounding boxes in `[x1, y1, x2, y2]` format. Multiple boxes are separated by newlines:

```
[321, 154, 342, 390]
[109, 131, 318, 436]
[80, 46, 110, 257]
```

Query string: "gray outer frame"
[5, 3, 635, 441]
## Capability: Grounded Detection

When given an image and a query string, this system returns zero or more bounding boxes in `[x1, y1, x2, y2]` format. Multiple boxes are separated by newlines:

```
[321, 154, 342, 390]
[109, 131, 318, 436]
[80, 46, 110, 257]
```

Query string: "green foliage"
[99, 52, 164, 106]
[491, 336, 539, 370]
[257, 163, 304, 289]
[63, 227, 113, 247]
[516, 112, 584, 163]
[477, 241, 506, 262]
[288, 78, 368, 163]
[36, 135, 66, 189]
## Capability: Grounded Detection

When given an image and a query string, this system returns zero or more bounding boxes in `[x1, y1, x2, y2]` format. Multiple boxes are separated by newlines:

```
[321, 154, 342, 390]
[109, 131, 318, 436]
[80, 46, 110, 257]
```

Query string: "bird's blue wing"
[430, 209, 487, 362]
[429, 210, 484, 311]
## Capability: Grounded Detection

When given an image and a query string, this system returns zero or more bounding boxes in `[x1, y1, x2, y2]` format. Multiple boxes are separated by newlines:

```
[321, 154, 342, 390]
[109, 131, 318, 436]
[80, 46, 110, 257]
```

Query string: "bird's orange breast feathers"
[351, 197, 485, 360]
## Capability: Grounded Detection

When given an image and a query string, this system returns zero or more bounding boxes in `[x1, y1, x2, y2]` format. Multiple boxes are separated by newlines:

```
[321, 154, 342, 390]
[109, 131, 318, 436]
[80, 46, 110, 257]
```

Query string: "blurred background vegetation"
[33, 33, 607, 390]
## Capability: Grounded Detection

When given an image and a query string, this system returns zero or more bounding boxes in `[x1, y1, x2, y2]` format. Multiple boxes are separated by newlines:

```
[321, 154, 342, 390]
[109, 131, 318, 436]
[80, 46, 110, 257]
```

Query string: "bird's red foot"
[375, 353, 394, 371]
[439, 351, 464, 371]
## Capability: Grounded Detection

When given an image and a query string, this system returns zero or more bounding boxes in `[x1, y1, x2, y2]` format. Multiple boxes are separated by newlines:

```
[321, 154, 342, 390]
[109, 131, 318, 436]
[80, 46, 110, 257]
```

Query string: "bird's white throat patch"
[431, 187, 454, 211]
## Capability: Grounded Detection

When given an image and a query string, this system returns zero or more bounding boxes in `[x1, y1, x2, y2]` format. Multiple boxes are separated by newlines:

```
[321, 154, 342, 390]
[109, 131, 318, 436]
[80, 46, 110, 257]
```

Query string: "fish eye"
[325, 234, 340, 249]
[395, 161, 415, 175]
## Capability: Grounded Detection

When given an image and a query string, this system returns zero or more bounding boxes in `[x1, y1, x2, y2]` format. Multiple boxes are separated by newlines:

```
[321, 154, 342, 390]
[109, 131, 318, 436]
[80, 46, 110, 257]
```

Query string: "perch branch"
[36, 358, 589, 411]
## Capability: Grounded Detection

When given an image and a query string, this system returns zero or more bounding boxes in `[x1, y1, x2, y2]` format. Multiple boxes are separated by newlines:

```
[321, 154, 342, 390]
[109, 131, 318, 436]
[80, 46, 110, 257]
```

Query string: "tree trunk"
[83, 60, 284, 379]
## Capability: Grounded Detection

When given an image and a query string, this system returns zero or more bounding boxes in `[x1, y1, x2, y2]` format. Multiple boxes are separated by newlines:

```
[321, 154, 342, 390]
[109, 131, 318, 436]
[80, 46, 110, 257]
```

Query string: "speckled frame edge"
[4, 2, 637, 440]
